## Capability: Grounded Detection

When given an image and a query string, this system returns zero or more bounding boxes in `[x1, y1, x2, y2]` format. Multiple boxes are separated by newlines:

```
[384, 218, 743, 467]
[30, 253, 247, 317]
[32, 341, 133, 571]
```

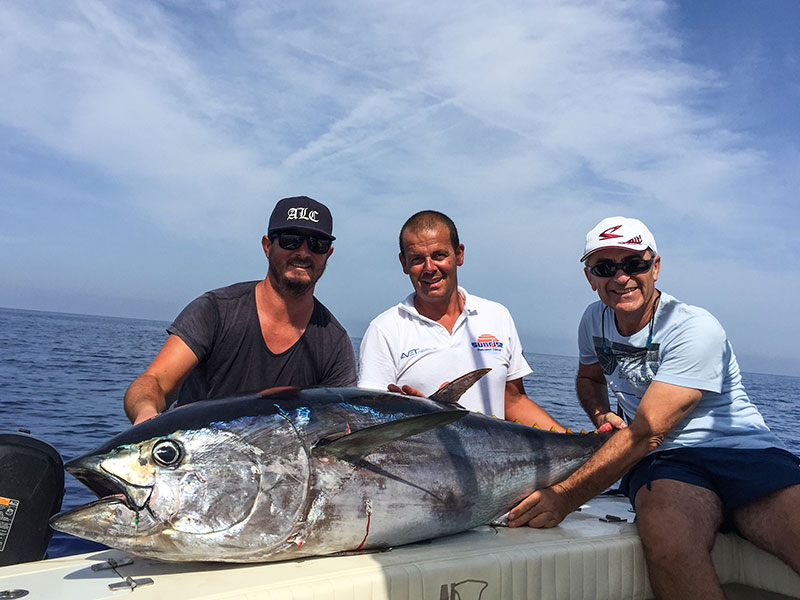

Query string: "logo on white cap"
[599, 226, 623, 240]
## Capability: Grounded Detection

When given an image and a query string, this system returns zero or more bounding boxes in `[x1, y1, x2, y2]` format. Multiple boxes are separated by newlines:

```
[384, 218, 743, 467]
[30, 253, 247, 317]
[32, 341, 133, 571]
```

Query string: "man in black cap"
[124, 196, 356, 425]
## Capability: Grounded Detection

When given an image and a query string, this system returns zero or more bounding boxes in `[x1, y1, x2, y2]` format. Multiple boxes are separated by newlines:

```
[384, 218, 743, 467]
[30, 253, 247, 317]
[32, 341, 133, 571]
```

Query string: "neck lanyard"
[601, 290, 661, 354]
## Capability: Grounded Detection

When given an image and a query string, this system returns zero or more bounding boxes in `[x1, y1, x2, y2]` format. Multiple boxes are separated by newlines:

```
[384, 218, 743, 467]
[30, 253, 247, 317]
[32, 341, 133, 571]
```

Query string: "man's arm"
[504, 378, 566, 432]
[576, 361, 627, 429]
[123, 334, 199, 425]
[507, 380, 703, 528]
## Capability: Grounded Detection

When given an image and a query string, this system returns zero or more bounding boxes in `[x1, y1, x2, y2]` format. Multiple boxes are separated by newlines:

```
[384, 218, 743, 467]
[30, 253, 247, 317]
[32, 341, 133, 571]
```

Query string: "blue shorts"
[620, 447, 800, 519]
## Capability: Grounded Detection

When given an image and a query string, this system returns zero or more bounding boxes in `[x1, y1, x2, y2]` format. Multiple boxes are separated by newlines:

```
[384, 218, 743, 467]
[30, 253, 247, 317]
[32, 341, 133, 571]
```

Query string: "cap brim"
[580, 244, 650, 262]
[268, 226, 335, 241]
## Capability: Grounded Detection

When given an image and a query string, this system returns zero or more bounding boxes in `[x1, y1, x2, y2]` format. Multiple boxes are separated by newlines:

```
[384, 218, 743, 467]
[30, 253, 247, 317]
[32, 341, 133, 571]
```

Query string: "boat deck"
[1, 495, 798, 599]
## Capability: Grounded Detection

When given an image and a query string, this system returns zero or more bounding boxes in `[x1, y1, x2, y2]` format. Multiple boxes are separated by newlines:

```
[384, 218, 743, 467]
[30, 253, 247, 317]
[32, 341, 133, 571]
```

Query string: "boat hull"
[3, 495, 799, 599]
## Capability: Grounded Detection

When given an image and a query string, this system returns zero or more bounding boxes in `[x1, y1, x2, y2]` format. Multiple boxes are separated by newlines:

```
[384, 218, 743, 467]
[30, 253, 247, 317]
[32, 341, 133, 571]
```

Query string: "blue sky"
[2, 0, 798, 376]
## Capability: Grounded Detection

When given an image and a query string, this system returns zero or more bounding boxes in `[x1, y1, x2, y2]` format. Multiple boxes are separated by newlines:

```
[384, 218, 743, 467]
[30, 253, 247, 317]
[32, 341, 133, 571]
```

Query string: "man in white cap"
[124, 196, 356, 425]
[507, 216, 800, 599]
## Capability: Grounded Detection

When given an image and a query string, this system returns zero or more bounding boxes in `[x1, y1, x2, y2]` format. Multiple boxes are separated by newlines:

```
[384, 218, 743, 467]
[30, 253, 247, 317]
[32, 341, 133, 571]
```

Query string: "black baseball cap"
[267, 196, 335, 240]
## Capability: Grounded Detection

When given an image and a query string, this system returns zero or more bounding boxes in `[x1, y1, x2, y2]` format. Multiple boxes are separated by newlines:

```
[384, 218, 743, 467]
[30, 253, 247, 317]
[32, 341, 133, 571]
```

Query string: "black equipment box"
[0, 429, 64, 566]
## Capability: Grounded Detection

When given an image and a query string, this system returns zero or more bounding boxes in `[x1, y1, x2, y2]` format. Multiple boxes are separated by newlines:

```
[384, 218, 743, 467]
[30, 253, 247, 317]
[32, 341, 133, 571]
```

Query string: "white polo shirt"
[358, 287, 532, 417]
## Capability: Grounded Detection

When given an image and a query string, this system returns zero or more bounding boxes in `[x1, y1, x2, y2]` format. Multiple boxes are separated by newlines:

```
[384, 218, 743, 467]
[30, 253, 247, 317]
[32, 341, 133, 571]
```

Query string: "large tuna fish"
[51, 370, 611, 563]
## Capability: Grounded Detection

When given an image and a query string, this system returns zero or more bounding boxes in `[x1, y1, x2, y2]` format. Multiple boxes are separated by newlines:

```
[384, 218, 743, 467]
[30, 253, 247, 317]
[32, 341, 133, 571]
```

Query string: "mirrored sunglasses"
[273, 232, 332, 254]
[587, 256, 654, 278]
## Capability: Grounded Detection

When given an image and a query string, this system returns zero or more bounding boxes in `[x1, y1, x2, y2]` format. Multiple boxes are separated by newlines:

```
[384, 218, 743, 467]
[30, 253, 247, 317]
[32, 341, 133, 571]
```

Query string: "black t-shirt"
[166, 281, 356, 404]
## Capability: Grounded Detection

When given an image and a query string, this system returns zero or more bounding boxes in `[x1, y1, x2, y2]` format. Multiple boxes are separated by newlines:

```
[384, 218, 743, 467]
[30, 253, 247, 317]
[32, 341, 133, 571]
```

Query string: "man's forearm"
[507, 423, 651, 527]
[506, 397, 565, 432]
[124, 375, 167, 424]
[505, 378, 566, 432]
[576, 374, 611, 426]
[554, 426, 651, 512]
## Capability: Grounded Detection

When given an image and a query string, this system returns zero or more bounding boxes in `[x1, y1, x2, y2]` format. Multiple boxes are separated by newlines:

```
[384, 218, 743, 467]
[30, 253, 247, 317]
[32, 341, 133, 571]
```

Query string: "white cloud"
[1, 0, 797, 373]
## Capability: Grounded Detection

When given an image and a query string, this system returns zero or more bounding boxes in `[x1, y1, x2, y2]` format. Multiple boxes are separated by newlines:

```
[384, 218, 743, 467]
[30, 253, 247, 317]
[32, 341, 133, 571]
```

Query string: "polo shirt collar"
[399, 286, 477, 320]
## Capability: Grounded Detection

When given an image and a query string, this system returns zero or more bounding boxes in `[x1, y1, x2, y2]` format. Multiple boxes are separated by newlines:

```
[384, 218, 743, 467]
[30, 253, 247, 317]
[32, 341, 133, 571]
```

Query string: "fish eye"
[152, 439, 184, 468]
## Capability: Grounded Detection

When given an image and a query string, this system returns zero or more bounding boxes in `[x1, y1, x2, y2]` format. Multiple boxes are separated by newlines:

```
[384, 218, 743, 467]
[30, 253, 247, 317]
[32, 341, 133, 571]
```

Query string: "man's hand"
[388, 380, 449, 398]
[507, 484, 572, 528]
[597, 411, 627, 430]
[132, 407, 160, 426]
[387, 383, 426, 397]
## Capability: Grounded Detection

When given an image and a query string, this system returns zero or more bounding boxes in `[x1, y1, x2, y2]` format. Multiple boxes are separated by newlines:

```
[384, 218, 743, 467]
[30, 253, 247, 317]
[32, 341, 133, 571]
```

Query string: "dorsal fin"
[428, 368, 491, 405]
[313, 410, 467, 462]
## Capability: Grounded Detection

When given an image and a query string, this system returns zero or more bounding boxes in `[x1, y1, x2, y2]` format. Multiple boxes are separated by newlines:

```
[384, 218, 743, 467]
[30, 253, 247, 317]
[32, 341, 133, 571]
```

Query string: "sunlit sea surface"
[1, 307, 798, 559]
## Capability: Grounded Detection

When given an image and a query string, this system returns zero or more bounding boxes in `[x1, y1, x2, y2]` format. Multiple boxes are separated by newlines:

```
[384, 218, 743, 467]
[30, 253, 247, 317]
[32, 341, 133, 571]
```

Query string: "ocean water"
[1, 307, 798, 559]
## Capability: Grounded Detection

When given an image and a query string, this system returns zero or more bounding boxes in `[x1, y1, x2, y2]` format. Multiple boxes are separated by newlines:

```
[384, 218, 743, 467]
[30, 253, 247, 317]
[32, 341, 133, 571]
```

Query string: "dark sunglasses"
[272, 232, 332, 254]
[587, 256, 654, 278]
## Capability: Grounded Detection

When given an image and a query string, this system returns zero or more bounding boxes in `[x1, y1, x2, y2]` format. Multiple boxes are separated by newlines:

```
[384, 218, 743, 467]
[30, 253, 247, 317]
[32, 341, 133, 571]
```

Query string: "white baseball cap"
[581, 217, 657, 262]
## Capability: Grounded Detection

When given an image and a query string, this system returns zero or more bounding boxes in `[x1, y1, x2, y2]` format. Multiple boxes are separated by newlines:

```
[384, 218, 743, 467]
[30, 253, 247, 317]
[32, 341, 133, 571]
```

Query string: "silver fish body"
[51, 383, 611, 562]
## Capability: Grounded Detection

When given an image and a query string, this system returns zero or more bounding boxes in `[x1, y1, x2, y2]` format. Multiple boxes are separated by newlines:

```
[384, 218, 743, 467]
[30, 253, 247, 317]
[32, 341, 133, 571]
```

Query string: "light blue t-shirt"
[578, 292, 783, 452]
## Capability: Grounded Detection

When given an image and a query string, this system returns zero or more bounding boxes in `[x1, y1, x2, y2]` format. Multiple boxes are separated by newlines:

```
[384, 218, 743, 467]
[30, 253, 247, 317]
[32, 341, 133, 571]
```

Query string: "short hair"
[399, 211, 460, 257]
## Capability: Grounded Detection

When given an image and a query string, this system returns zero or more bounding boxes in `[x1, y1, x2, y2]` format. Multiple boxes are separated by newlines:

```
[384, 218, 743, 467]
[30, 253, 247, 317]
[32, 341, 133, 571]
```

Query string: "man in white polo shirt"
[358, 210, 563, 429]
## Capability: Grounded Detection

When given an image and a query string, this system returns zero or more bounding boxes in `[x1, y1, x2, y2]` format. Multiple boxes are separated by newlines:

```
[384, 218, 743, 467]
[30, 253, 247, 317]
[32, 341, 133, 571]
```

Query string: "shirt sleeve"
[578, 304, 599, 365]
[166, 293, 218, 362]
[505, 310, 533, 381]
[653, 312, 726, 393]
[321, 330, 358, 387]
[357, 321, 398, 390]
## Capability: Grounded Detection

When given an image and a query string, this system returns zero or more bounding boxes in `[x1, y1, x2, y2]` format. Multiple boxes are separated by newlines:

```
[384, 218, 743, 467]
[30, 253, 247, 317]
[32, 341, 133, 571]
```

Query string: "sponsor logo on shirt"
[471, 334, 503, 352]
[400, 346, 436, 359]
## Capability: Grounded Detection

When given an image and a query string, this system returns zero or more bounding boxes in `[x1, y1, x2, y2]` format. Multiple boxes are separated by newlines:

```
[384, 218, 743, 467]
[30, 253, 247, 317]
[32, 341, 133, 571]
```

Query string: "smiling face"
[263, 228, 333, 296]
[584, 247, 661, 335]
[399, 224, 464, 311]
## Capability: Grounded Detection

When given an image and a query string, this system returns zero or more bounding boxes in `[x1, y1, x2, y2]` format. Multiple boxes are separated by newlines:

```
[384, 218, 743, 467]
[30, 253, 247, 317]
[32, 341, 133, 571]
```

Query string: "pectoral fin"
[313, 409, 468, 462]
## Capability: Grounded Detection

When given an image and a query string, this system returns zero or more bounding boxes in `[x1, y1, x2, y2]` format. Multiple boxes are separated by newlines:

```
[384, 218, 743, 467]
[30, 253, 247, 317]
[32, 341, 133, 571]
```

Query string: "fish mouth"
[66, 455, 153, 511]
[49, 492, 159, 540]
[49, 495, 122, 531]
